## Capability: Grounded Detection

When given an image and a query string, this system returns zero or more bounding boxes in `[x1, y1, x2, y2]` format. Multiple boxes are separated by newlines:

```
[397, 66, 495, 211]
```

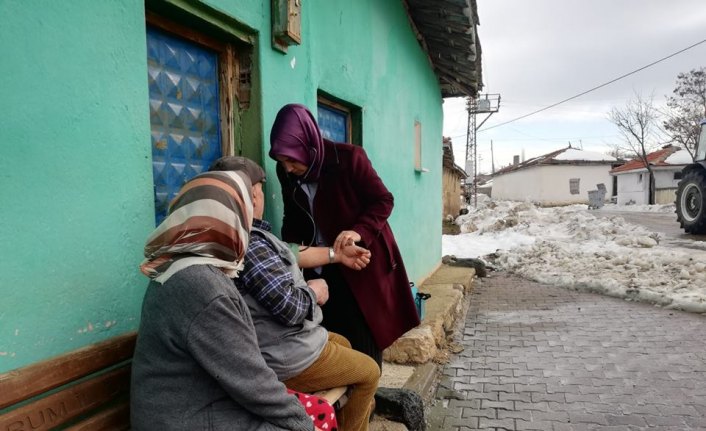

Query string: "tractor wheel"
[676, 169, 706, 234]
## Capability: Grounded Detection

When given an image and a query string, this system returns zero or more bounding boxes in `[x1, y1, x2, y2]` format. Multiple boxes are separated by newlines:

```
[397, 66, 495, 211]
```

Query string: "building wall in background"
[442, 169, 464, 218]
[654, 169, 682, 205]
[614, 168, 683, 205]
[493, 165, 613, 205]
[615, 171, 650, 205]
[654, 169, 682, 189]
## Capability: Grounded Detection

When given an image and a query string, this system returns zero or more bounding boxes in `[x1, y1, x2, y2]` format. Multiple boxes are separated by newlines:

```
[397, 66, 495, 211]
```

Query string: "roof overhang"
[451, 164, 468, 178]
[404, 0, 483, 98]
[611, 165, 687, 175]
[495, 160, 616, 177]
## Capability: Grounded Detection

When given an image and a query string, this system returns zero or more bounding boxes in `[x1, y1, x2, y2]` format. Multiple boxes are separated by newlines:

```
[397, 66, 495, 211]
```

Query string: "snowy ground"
[443, 195, 706, 313]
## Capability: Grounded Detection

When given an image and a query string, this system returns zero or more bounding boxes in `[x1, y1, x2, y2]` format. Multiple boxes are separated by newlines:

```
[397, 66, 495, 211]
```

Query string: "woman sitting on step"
[131, 170, 334, 430]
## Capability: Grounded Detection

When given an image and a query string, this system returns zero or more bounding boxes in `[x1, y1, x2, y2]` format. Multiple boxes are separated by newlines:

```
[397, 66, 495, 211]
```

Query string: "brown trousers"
[284, 332, 380, 431]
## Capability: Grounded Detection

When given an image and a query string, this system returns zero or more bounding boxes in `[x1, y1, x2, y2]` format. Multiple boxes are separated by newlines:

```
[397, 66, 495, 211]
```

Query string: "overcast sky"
[443, 0, 706, 175]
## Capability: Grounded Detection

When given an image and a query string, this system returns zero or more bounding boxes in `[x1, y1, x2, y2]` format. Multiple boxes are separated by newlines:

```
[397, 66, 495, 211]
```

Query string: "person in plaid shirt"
[210, 156, 379, 431]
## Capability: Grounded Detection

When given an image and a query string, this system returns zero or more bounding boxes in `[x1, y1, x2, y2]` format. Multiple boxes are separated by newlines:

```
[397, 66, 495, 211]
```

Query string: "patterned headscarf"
[269, 104, 325, 181]
[140, 171, 254, 284]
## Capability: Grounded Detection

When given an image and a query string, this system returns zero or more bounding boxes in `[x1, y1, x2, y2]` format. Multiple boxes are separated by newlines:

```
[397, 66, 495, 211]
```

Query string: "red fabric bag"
[287, 389, 338, 430]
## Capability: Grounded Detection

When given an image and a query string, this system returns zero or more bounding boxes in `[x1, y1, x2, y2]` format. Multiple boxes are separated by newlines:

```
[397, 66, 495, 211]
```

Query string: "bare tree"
[608, 92, 663, 204]
[605, 143, 633, 160]
[663, 67, 706, 159]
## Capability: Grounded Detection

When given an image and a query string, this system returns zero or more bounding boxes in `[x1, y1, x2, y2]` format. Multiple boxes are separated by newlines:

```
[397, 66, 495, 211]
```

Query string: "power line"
[447, 132, 620, 142]
[479, 37, 706, 132]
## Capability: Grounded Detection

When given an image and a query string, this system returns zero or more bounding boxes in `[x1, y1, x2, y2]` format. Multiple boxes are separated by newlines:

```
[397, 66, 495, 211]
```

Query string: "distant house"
[610, 145, 693, 205]
[491, 147, 619, 205]
[475, 174, 493, 197]
[442, 137, 468, 217]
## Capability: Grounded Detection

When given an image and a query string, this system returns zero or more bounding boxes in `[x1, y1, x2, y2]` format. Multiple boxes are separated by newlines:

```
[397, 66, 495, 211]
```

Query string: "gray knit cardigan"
[130, 265, 313, 431]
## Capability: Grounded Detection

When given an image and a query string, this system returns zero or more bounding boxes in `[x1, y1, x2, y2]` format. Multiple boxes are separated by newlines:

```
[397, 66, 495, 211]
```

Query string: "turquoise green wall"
[254, 0, 444, 284]
[0, 1, 153, 371]
[206, 0, 443, 283]
[0, 0, 442, 372]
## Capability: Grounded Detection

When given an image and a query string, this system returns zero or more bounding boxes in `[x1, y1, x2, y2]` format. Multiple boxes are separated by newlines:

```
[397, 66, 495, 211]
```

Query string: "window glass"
[569, 178, 580, 195]
[317, 103, 348, 143]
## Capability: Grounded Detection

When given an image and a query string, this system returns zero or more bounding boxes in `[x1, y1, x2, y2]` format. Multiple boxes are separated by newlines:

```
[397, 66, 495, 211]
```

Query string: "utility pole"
[490, 140, 495, 174]
[465, 94, 501, 207]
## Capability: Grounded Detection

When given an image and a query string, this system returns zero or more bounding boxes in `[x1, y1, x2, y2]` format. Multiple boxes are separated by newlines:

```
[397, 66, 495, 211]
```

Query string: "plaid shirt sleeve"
[238, 234, 315, 326]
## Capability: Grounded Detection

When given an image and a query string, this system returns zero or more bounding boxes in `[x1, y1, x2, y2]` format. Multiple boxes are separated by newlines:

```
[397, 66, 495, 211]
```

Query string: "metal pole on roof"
[491, 140, 495, 174]
[466, 94, 501, 207]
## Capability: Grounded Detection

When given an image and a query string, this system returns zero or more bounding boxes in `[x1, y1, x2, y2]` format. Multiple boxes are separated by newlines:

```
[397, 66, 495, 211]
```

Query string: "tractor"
[675, 119, 706, 233]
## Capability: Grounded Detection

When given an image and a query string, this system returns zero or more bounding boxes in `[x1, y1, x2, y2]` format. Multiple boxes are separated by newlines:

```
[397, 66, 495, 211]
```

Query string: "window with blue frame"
[316, 96, 361, 146]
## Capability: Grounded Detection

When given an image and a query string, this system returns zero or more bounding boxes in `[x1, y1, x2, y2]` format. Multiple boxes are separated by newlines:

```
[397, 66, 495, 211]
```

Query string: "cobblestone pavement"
[427, 272, 706, 431]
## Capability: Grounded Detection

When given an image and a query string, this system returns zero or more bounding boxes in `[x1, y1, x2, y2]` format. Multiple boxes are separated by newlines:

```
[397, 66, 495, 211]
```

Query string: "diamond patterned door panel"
[147, 27, 222, 224]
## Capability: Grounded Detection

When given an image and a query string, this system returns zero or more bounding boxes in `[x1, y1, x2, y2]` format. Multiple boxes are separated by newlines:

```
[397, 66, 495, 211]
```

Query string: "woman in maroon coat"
[269, 104, 420, 367]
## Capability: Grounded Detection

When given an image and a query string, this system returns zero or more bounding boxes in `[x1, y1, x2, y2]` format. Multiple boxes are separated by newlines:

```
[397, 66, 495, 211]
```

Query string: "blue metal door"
[147, 27, 222, 223]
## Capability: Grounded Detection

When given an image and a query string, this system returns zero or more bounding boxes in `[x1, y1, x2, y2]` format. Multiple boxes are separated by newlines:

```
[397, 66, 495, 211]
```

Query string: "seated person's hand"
[333, 230, 361, 254]
[339, 244, 371, 271]
[307, 278, 329, 305]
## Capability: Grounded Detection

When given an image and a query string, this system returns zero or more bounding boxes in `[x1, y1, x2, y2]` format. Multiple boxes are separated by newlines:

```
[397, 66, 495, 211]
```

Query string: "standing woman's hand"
[339, 244, 371, 270]
[333, 230, 361, 254]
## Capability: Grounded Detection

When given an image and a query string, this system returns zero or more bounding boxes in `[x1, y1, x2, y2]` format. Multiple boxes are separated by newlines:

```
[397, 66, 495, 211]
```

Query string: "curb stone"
[372, 265, 476, 431]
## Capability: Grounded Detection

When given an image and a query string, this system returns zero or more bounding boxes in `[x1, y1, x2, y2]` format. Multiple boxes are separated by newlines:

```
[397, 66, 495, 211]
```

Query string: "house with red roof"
[491, 146, 619, 205]
[610, 145, 694, 205]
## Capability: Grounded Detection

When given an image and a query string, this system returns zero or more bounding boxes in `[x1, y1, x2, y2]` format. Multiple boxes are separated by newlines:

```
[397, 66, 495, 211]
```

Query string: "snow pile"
[664, 149, 693, 165]
[553, 148, 617, 162]
[443, 200, 706, 313]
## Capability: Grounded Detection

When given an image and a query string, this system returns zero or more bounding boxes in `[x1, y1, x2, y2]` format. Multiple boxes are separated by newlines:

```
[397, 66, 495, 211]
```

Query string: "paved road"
[427, 273, 706, 431]
[591, 210, 706, 249]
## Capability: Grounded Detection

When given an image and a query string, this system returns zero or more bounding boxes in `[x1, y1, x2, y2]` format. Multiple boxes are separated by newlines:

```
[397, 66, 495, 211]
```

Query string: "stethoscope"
[290, 177, 318, 250]
[284, 144, 340, 250]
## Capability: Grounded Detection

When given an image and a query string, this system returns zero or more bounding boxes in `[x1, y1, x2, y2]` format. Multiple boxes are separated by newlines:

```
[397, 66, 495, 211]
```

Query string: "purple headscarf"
[269, 104, 325, 181]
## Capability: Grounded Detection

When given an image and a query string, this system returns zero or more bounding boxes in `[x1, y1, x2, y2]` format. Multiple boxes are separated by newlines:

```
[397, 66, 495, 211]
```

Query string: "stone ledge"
[383, 325, 437, 364]
[423, 265, 476, 293]
[383, 265, 474, 365]
[403, 362, 438, 399]
[418, 284, 463, 350]
[373, 265, 475, 431]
